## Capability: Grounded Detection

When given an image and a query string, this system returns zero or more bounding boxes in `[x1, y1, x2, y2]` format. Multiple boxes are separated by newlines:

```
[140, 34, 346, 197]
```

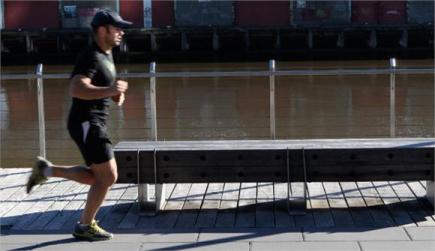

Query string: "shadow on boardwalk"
[1, 198, 434, 251]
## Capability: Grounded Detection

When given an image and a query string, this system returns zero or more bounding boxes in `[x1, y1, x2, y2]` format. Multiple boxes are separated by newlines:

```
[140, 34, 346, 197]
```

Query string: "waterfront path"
[1, 168, 434, 250]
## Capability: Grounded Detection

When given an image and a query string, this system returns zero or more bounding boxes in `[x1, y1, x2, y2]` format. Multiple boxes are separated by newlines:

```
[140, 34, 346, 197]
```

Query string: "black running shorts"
[68, 121, 114, 166]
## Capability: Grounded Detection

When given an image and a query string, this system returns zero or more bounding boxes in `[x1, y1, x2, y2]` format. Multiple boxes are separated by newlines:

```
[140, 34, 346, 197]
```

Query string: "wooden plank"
[340, 182, 375, 227]
[195, 183, 224, 228]
[273, 182, 295, 227]
[117, 198, 139, 229]
[116, 138, 435, 150]
[118, 184, 175, 229]
[0, 168, 29, 176]
[0, 168, 10, 176]
[12, 178, 76, 230]
[117, 141, 433, 184]
[1, 177, 63, 228]
[307, 182, 334, 227]
[0, 172, 31, 203]
[175, 183, 207, 228]
[26, 180, 79, 230]
[139, 183, 191, 229]
[44, 183, 88, 230]
[100, 184, 138, 230]
[0, 170, 29, 190]
[406, 181, 435, 220]
[61, 183, 129, 228]
[94, 184, 130, 225]
[0, 173, 33, 217]
[323, 182, 355, 227]
[372, 181, 415, 227]
[256, 182, 274, 227]
[215, 182, 240, 227]
[389, 181, 435, 226]
[357, 181, 396, 227]
[235, 182, 256, 228]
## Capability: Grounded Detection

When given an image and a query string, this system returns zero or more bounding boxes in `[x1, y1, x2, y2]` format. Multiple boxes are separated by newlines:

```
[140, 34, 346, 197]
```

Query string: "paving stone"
[0, 233, 75, 244]
[137, 230, 199, 243]
[405, 226, 435, 240]
[1, 243, 39, 251]
[303, 227, 410, 241]
[360, 240, 435, 251]
[140, 242, 248, 251]
[33, 242, 143, 251]
[198, 228, 302, 242]
[251, 241, 360, 251]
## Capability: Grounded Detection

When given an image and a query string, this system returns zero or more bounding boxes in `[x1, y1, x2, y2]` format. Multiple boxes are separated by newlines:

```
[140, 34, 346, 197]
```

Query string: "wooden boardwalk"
[1, 168, 434, 232]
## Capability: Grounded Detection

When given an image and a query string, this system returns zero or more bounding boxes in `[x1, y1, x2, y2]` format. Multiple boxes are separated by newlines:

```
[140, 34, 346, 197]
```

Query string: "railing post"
[269, 59, 276, 139]
[36, 64, 46, 158]
[150, 62, 157, 141]
[389, 58, 396, 138]
[430, 70, 435, 211]
[139, 61, 165, 215]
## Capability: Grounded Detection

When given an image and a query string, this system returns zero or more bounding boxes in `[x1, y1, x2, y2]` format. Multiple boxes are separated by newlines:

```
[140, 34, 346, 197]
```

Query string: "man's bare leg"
[51, 165, 95, 185]
[79, 158, 118, 224]
[27, 157, 95, 193]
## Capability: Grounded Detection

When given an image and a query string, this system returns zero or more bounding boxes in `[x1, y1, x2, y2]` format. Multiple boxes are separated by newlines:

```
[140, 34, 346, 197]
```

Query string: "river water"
[1, 59, 433, 167]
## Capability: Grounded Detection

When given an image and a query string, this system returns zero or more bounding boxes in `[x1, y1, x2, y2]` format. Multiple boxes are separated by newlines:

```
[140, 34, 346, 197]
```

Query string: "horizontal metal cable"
[1, 68, 433, 80]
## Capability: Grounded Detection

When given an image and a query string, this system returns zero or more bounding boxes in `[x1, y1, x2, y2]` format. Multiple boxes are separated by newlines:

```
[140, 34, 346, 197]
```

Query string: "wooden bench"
[114, 138, 435, 215]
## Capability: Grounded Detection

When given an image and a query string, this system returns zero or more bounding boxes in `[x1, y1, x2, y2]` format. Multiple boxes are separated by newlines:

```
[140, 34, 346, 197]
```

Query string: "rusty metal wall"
[120, 0, 143, 28]
[4, 1, 60, 29]
[351, 0, 378, 25]
[152, 0, 174, 27]
[174, 0, 234, 27]
[60, 0, 118, 28]
[234, 1, 290, 27]
[292, 0, 351, 26]
[378, 1, 406, 25]
[407, 0, 434, 25]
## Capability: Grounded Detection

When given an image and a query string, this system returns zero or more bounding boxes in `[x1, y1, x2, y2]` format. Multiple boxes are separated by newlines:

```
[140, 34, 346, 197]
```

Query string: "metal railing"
[1, 59, 434, 157]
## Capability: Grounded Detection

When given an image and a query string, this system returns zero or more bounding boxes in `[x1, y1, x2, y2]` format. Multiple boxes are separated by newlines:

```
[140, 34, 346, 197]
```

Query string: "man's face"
[103, 25, 124, 47]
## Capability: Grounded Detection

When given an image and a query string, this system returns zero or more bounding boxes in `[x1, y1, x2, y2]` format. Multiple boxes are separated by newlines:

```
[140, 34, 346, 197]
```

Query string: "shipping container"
[1, 0, 4, 29]
[174, 0, 233, 27]
[4, 1, 59, 29]
[120, 0, 143, 28]
[292, 0, 351, 26]
[351, 0, 378, 25]
[407, 0, 434, 25]
[152, 0, 174, 27]
[378, 1, 406, 25]
[60, 1, 118, 28]
[235, 1, 290, 27]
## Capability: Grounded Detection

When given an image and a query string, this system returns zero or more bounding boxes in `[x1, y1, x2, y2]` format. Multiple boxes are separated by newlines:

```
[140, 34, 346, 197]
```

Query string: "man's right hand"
[111, 80, 128, 95]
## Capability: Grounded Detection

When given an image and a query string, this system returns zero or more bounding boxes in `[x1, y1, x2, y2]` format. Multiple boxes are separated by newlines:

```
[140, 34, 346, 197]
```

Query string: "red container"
[351, 0, 378, 25]
[378, 1, 406, 25]
[120, 0, 143, 28]
[152, 0, 174, 27]
[235, 1, 290, 26]
[4, 1, 59, 29]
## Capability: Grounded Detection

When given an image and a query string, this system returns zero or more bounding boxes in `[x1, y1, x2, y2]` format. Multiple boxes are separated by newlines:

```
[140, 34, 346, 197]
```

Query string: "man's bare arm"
[69, 75, 128, 100]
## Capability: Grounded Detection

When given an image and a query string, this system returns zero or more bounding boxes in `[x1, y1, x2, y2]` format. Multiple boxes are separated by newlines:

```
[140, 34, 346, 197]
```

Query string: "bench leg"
[156, 184, 166, 211]
[427, 181, 434, 212]
[288, 182, 307, 215]
[287, 148, 307, 215]
[138, 184, 166, 216]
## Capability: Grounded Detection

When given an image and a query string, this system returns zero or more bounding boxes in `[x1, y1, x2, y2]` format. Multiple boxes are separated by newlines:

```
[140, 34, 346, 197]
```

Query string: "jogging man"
[26, 9, 131, 241]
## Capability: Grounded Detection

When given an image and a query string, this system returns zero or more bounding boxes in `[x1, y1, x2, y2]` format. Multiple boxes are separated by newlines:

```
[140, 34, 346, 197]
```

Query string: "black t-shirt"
[68, 42, 116, 124]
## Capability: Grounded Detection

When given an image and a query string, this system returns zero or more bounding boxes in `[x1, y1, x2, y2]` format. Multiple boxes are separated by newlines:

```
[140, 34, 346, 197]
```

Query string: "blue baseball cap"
[91, 9, 132, 29]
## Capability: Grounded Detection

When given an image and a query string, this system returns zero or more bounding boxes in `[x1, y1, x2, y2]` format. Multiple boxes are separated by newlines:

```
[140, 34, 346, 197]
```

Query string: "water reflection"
[1, 60, 433, 167]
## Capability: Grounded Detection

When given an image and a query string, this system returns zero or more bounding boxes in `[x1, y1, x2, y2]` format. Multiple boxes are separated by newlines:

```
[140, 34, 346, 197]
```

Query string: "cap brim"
[114, 20, 133, 28]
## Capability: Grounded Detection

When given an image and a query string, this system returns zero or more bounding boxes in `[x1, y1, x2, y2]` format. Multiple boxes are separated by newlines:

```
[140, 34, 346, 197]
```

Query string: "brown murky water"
[1, 60, 434, 167]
